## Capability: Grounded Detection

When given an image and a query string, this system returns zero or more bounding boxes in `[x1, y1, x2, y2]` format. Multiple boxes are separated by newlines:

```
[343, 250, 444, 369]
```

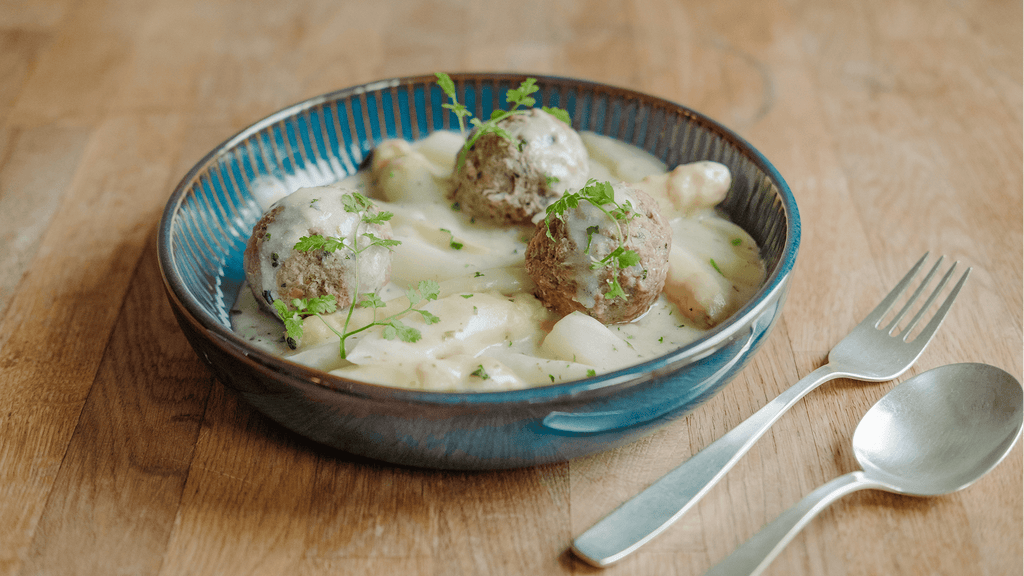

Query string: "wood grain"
[0, 0, 1019, 575]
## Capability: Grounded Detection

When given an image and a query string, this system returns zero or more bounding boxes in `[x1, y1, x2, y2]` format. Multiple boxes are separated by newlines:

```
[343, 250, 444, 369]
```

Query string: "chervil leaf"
[359, 293, 386, 309]
[362, 210, 394, 225]
[294, 235, 327, 252]
[506, 78, 538, 109]
[418, 279, 441, 301]
[294, 235, 346, 253]
[305, 294, 337, 315]
[435, 72, 456, 98]
[405, 286, 422, 307]
[546, 192, 580, 218]
[605, 278, 628, 300]
[582, 180, 615, 206]
[362, 232, 402, 250]
[616, 249, 641, 269]
[542, 106, 571, 126]
[282, 315, 304, 341]
[436, 73, 471, 132]
[415, 309, 441, 325]
[272, 299, 290, 318]
[272, 296, 338, 343]
[341, 192, 374, 213]
[383, 320, 421, 343]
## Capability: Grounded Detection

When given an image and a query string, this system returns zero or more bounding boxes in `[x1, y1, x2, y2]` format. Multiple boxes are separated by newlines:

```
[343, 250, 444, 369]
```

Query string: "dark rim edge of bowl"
[156, 72, 800, 407]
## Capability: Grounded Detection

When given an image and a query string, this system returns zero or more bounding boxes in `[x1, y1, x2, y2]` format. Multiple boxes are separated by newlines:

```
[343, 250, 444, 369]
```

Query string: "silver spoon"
[704, 363, 1023, 576]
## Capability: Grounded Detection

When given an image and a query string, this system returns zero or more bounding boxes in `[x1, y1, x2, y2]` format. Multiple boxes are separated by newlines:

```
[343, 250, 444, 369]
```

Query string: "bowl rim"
[157, 71, 800, 408]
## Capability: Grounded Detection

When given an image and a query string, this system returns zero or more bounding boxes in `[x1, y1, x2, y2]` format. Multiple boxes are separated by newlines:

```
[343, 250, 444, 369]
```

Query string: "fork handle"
[703, 471, 880, 576]
[571, 364, 841, 567]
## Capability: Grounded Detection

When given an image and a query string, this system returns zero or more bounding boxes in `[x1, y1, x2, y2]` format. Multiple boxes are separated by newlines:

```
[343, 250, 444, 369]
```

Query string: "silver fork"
[571, 253, 971, 567]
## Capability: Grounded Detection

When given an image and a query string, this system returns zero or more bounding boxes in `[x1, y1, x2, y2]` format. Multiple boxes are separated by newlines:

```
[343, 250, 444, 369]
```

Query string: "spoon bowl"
[854, 362, 1023, 496]
[706, 363, 1023, 576]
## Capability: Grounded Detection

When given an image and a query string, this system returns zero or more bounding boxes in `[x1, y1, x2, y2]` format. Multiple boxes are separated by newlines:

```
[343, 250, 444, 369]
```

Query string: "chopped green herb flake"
[440, 228, 464, 250]
[710, 258, 725, 276]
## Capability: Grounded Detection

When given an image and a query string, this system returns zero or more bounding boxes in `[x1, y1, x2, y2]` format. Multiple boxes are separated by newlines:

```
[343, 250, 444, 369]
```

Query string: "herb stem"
[276, 192, 438, 359]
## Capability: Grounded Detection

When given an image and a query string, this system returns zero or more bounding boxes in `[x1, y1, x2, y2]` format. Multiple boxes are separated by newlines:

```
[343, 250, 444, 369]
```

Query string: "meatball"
[525, 182, 671, 324]
[451, 108, 589, 225]
[243, 184, 393, 313]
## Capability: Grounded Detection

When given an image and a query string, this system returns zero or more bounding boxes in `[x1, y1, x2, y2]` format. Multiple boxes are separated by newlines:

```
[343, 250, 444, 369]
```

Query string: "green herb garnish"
[273, 295, 337, 349]
[471, 364, 490, 380]
[435, 73, 570, 173]
[440, 228, 463, 250]
[710, 258, 724, 276]
[272, 192, 440, 358]
[544, 179, 641, 300]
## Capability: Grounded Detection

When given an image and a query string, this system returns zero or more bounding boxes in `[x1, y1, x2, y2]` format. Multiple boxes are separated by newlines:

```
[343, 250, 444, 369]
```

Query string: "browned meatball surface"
[451, 108, 589, 225]
[243, 185, 393, 314]
[525, 182, 671, 324]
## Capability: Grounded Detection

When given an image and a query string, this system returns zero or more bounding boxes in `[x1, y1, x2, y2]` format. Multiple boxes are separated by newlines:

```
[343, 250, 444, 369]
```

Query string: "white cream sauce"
[231, 130, 764, 391]
[508, 108, 590, 194]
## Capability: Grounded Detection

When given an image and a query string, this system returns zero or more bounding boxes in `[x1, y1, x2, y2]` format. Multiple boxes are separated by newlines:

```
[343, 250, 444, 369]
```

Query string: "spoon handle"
[704, 471, 878, 576]
[572, 365, 840, 567]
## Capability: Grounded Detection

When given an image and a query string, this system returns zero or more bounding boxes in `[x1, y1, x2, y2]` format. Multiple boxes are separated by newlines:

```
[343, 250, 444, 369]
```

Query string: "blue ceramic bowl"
[157, 73, 800, 469]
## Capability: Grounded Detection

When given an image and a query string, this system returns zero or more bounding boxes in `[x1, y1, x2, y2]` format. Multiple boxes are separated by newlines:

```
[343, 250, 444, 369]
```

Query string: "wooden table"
[1, 0, 1020, 574]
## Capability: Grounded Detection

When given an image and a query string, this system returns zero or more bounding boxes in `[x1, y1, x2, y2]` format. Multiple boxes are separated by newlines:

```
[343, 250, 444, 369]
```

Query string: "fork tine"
[883, 256, 945, 333]
[864, 252, 931, 327]
[900, 260, 958, 335]
[905, 264, 971, 345]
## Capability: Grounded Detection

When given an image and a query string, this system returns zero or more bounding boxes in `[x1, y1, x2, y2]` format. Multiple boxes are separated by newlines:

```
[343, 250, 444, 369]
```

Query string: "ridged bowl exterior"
[157, 73, 800, 469]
